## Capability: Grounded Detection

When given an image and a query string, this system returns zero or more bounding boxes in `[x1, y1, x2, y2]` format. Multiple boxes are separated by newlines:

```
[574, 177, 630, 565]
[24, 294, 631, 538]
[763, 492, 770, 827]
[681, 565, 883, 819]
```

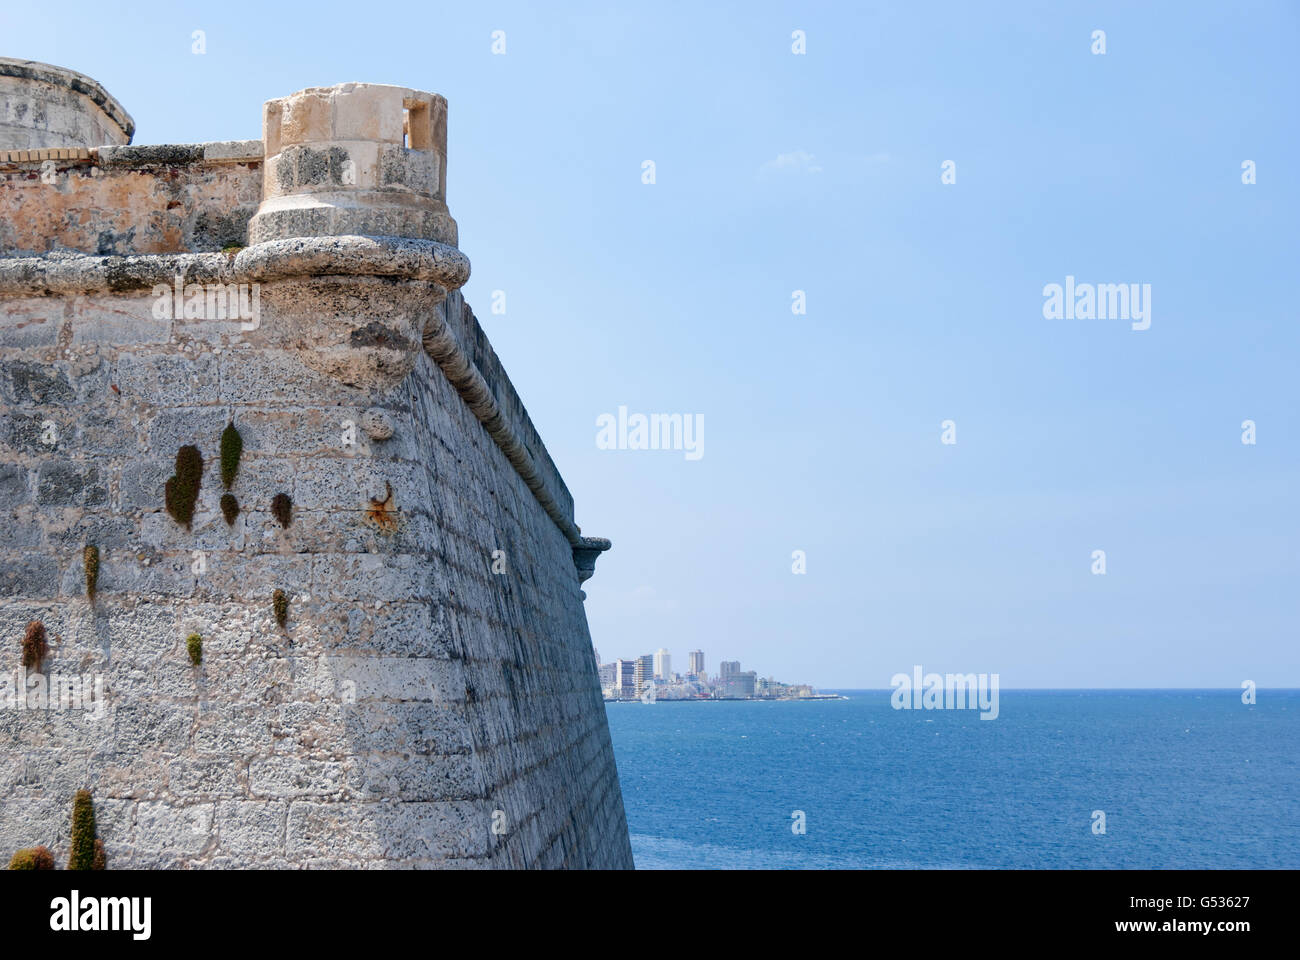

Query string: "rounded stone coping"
[0, 251, 229, 294]
[422, 304, 591, 551]
[235, 236, 468, 287]
[0, 58, 135, 142]
[0, 236, 470, 294]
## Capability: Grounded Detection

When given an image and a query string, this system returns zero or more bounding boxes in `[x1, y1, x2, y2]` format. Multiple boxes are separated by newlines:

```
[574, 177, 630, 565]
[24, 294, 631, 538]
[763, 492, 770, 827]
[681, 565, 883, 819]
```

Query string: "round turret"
[248, 82, 456, 245]
[0, 58, 134, 150]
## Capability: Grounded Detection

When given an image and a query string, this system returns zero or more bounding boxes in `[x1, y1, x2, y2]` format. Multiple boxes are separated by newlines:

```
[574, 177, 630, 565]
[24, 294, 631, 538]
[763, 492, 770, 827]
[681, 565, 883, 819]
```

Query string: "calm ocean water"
[604, 690, 1300, 869]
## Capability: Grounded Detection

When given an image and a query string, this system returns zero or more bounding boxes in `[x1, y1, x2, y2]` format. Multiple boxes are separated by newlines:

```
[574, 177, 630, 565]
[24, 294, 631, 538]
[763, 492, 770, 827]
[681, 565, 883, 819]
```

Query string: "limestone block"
[0, 297, 60, 347]
[132, 800, 215, 856]
[332, 84, 404, 143]
[213, 801, 287, 857]
[277, 90, 332, 146]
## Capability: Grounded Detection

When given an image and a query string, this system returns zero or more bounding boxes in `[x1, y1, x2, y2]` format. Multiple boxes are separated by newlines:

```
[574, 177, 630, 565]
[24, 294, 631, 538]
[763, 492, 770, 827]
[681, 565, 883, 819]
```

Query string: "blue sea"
[604, 690, 1300, 869]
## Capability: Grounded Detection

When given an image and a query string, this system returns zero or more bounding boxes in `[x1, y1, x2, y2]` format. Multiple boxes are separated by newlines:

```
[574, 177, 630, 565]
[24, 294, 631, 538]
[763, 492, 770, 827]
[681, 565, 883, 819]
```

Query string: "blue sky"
[6, 1, 1297, 687]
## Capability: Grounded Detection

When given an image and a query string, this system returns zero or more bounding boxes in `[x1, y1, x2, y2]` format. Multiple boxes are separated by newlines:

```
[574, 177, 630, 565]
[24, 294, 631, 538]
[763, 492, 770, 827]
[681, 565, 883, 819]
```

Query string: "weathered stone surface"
[0, 71, 629, 869]
[1, 152, 261, 257]
[250, 84, 455, 245]
[0, 58, 134, 151]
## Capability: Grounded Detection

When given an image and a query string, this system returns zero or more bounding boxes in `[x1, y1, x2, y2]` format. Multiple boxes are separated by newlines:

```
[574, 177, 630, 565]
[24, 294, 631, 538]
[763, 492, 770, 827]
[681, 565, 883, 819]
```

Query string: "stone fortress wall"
[0, 60, 632, 868]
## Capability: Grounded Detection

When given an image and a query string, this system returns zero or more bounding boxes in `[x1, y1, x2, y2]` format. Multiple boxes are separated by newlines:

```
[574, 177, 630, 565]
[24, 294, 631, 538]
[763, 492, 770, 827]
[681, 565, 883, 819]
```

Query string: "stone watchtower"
[0, 67, 630, 868]
[251, 84, 455, 245]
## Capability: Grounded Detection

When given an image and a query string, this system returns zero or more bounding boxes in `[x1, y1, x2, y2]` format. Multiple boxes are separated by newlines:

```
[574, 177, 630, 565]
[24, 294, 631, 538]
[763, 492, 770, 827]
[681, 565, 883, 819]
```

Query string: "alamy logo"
[50, 891, 151, 940]
[1042, 276, 1151, 331]
[596, 406, 704, 461]
[0, 668, 105, 719]
[890, 665, 1000, 720]
[151, 275, 261, 330]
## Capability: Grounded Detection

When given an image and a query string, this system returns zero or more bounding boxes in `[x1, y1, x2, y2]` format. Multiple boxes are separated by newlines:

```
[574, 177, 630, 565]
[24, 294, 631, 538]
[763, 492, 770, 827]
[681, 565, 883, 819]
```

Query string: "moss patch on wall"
[20, 620, 46, 671]
[270, 492, 292, 528]
[273, 588, 289, 629]
[83, 544, 99, 602]
[220, 493, 239, 526]
[164, 444, 203, 529]
[220, 422, 243, 489]
[7, 846, 54, 870]
[186, 633, 203, 666]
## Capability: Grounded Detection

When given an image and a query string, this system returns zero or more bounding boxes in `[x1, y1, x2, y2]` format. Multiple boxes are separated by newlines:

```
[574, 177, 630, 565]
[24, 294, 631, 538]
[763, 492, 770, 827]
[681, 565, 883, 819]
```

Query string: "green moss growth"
[7, 846, 54, 870]
[220, 493, 240, 526]
[270, 492, 292, 528]
[186, 633, 203, 666]
[84, 544, 99, 602]
[67, 790, 97, 871]
[273, 589, 289, 629]
[164, 444, 203, 529]
[219, 422, 243, 490]
[20, 620, 46, 671]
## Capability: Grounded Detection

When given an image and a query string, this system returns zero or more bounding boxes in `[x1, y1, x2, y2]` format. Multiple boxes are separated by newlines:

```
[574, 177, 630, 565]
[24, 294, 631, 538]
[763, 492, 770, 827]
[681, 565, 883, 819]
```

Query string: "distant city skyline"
[596, 644, 824, 701]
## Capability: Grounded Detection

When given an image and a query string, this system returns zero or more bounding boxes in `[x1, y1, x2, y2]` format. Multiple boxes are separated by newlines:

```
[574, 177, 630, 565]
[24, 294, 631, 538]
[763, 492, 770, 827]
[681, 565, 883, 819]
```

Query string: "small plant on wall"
[220, 493, 239, 526]
[273, 589, 289, 629]
[67, 789, 105, 871]
[7, 846, 54, 870]
[186, 633, 203, 666]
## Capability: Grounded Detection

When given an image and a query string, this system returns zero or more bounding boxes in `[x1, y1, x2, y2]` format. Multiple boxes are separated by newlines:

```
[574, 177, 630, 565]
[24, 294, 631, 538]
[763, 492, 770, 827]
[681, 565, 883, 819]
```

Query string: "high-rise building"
[720, 660, 741, 679]
[721, 669, 756, 698]
[654, 648, 671, 680]
[634, 654, 655, 696]
[688, 650, 704, 677]
[614, 660, 636, 700]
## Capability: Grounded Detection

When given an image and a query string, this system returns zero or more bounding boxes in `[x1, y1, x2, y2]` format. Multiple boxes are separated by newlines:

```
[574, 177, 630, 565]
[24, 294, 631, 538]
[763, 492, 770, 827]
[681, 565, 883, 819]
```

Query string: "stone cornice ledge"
[0, 236, 471, 294]
[0, 251, 231, 294]
[236, 236, 470, 287]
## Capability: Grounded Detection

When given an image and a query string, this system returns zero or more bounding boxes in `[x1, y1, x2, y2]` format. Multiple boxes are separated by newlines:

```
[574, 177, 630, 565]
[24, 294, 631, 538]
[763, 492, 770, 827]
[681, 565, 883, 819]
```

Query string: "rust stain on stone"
[366, 481, 398, 532]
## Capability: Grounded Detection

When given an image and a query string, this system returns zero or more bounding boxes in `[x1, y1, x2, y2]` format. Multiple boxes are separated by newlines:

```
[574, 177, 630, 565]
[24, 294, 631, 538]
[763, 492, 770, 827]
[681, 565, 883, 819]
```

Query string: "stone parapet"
[0, 144, 263, 258]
